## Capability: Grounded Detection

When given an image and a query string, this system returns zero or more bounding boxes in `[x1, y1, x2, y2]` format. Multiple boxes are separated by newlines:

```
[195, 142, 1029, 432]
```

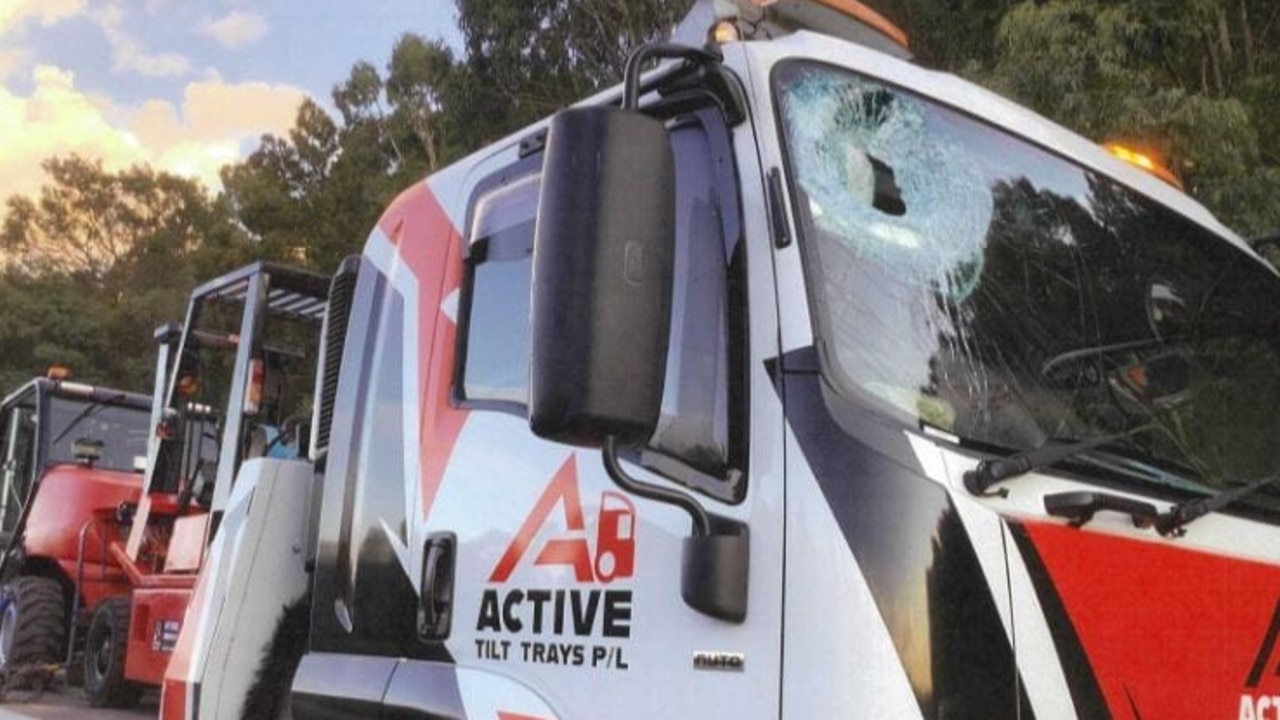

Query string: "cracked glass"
[776, 61, 1280, 501]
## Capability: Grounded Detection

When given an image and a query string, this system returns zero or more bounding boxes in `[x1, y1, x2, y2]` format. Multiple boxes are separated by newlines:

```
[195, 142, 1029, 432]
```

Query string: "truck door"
[302, 92, 785, 719]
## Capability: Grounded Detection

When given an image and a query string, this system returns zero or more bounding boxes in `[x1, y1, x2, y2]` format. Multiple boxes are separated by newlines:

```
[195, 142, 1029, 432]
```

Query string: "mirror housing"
[529, 106, 676, 448]
[682, 525, 749, 623]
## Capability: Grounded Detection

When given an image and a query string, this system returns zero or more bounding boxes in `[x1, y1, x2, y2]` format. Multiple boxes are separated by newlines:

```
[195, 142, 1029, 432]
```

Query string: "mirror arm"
[603, 436, 711, 537]
[622, 42, 723, 111]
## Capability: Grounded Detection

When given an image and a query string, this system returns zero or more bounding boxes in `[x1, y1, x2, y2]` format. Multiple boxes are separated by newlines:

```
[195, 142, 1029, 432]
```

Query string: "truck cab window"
[458, 114, 744, 491]
[649, 119, 739, 481]
[458, 174, 539, 409]
[0, 399, 35, 533]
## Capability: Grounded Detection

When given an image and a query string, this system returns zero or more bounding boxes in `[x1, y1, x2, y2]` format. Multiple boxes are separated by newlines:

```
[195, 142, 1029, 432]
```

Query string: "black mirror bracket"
[602, 437, 749, 624]
[622, 42, 724, 111]
[603, 436, 710, 536]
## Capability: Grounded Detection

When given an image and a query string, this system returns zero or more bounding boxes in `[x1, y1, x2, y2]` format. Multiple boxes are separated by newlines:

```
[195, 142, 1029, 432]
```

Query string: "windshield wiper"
[964, 423, 1157, 498]
[50, 393, 128, 446]
[1154, 474, 1280, 537]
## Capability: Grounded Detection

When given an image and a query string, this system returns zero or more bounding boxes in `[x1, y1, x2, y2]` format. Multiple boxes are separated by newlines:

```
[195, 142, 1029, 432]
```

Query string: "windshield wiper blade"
[50, 392, 128, 446]
[1154, 474, 1280, 537]
[964, 423, 1156, 498]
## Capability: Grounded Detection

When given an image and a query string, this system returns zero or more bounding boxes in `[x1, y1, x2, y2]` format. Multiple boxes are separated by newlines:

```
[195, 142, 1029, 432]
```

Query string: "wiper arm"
[1154, 474, 1280, 537]
[50, 393, 128, 446]
[964, 423, 1156, 498]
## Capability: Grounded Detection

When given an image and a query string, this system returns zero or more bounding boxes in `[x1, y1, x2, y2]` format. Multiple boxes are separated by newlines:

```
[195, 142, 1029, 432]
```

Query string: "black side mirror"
[529, 106, 676, 448]
[529, 96, 748, 625]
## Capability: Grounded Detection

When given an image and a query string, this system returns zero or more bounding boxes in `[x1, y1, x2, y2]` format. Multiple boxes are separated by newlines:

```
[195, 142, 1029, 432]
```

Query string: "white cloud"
[0, 0, 84, 76]
[0, 48, 27, 81]
[0, 63, 307, 205]
[93, 3, 190, 77]
[201, 10, 267, 49]
[0, 0, 85, 35]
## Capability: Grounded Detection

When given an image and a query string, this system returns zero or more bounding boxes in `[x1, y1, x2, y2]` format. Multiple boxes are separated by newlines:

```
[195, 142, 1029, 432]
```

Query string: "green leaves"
[3, 0, 1277, 396]
[970, 0, 1280, 236]
[0, 157, 235, 389]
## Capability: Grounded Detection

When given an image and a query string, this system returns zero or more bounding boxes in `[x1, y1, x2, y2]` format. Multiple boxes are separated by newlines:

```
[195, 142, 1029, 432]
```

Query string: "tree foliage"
[0, 157, 245, 389]
[1, 0, 1278, 394]
[972, 0, 1280, 235]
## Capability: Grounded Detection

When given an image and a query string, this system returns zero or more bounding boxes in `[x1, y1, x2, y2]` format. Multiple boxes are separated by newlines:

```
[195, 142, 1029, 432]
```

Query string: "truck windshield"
[47, 397, 149, 473]
[775, 61, 1280, 506]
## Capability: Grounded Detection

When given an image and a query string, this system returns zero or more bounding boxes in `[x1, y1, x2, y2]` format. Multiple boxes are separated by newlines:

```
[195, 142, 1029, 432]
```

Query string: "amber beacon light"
[1104, 143, 1184, 191]
[715, 0, 911, 58]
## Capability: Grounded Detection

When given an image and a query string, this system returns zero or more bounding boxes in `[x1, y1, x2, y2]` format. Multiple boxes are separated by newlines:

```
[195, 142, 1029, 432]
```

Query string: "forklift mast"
[127, 263, 329, 562]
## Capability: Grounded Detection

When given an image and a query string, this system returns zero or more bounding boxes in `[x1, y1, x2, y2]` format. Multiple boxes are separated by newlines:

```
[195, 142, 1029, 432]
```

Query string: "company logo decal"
[476, 455, 632, 671]
[1241, 598, 1280, 720]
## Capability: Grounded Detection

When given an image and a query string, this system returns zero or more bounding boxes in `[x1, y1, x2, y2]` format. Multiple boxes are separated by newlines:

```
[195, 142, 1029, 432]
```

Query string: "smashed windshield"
[775, 61, 1280, 502]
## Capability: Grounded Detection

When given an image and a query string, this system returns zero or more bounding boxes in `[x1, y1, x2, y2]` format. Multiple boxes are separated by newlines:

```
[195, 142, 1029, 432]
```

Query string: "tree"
[3, 156, 214, 279]
[448, 0, 692, 151]
[385, 35, 457, 173]
[219, 0, 701, 274]
[873, 0, 1020, 71]
[0, 157, 244, 389]
[220, 98, 395, 272]
[977, 0, 1280, 236]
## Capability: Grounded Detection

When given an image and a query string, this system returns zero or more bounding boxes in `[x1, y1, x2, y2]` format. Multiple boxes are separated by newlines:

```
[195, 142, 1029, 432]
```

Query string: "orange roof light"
[808, 0, 910, 51]
[712, 20, 741, 44]
[46, 364, 72, 380]
[731, 0, 911, 56]
[1104, 143, 1184, 191]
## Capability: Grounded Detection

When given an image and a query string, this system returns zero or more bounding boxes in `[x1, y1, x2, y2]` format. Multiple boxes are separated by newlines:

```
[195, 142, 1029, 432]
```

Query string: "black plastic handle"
[1044, 491, 1159, 529]
[418, 532, 456, 640]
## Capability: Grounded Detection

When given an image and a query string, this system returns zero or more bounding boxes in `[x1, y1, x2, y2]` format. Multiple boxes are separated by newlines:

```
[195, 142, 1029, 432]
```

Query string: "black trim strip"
[1008, 524, 1112, 719]
[291, 653, 401, 720]
[1123, 683, 1144, 719]
[382, 660, 468, 720]
[1247, 597, 1280, 687]
[776, 352, 1026, 718]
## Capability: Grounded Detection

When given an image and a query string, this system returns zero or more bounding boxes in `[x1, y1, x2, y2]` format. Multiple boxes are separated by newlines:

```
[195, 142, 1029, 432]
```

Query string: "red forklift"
[82, 263, 329, 706]
[0, 376, 151, 695]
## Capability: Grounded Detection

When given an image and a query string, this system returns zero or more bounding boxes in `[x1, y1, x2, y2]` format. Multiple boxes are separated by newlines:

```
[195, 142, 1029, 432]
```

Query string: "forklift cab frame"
[128, 262, 330, 564]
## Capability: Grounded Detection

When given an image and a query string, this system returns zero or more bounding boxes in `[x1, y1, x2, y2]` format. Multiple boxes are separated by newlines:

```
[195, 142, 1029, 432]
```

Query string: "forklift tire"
[0, 577, 66, 671]
[84, 597, 142, 708]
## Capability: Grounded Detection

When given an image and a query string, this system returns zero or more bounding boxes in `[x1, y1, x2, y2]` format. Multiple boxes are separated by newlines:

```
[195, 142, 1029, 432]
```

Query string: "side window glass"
[358, 288, 405, 485]
[353, 285, 408, 551]
[334, 261, 416, 629]
[458, 174, 539, 409]
[320, 259, 385, 624]
[650, 123, 735, 478]
[457, 116, 744, 491]
[0, 403, 34, 533]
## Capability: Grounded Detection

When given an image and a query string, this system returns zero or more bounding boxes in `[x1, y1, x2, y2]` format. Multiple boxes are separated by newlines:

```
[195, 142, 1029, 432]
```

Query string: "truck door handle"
[418, 532, 456, 641]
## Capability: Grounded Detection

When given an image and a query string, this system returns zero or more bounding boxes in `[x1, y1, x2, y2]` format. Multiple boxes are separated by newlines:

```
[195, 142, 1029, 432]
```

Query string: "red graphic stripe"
[1023, 521, 1280, 719]
[378, 183, 469, 524]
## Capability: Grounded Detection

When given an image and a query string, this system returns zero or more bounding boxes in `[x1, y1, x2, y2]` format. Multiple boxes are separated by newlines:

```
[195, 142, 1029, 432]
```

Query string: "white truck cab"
[164, 3, 1280, 719]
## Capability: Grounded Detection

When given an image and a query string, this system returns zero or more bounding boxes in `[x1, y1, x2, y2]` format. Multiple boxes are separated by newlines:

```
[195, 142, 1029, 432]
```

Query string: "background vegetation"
[2, 0, 1277, 392]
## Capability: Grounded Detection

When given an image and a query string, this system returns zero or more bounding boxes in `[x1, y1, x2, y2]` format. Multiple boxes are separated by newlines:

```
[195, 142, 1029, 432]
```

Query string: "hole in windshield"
[776, 61, 1280, 503]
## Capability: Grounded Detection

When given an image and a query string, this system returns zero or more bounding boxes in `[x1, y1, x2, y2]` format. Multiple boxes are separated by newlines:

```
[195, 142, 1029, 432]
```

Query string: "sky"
[0, 0, 461, 204]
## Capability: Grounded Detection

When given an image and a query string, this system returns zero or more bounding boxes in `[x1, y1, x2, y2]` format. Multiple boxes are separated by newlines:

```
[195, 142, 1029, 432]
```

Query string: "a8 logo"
[490, 456, 636, 585]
